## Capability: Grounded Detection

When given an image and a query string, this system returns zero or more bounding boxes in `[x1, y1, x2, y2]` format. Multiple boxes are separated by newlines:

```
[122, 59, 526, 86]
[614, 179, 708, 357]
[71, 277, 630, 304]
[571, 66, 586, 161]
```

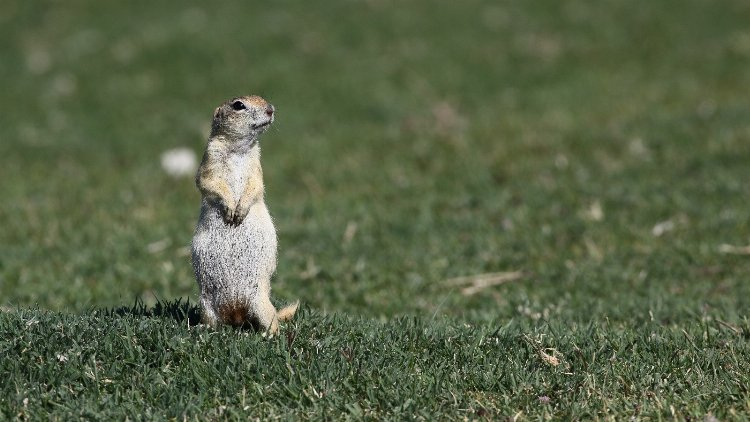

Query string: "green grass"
[1, 0, 749, 419]
[3, 302, 749, 419]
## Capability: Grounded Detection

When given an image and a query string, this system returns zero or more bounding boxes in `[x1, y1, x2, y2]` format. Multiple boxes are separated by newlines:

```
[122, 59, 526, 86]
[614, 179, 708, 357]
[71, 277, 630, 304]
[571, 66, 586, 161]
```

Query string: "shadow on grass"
[101, 298, 202, 326]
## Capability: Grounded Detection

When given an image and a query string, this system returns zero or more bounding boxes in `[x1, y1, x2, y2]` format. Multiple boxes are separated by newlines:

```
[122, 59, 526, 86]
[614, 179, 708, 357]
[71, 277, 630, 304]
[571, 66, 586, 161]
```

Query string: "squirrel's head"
[210, 95, 275, 142]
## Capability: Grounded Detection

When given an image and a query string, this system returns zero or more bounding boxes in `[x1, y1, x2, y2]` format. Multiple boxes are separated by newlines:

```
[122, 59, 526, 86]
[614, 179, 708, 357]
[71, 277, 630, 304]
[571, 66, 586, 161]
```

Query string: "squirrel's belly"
[191, 201, 277, 302]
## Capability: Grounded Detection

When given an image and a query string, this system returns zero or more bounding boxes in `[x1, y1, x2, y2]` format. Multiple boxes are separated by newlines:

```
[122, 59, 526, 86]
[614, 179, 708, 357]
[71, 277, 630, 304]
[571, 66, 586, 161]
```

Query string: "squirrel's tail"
[277, 300, 300, 321]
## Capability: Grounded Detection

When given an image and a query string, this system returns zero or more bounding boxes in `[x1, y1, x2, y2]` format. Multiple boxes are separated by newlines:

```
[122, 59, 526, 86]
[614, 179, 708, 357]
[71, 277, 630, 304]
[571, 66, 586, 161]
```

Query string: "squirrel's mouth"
[251, 120, 272, 129]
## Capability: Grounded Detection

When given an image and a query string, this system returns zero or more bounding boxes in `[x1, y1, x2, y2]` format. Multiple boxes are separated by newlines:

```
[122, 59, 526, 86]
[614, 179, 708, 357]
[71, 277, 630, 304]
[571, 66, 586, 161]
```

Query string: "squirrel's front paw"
[231, 205, 250, 226]
[221, 204, 236, 225]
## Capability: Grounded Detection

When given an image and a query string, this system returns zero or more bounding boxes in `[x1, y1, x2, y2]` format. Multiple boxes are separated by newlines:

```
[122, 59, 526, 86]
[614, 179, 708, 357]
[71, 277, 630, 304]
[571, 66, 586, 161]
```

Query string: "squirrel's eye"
[231, 101, 247, 111]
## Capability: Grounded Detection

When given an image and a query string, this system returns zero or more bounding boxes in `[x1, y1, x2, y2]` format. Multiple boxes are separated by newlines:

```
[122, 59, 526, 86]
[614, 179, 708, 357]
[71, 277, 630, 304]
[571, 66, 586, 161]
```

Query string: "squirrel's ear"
[213, 106, 222, 119]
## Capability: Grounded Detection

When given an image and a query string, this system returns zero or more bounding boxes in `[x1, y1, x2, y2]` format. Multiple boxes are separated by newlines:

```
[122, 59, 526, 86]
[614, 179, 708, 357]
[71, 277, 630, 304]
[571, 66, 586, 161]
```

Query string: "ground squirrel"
[191, 95, 298, 334]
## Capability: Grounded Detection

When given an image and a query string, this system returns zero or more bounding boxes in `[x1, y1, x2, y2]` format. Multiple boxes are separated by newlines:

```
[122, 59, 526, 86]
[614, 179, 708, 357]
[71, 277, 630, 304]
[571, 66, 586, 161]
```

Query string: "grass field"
[1, 0, 749, 419]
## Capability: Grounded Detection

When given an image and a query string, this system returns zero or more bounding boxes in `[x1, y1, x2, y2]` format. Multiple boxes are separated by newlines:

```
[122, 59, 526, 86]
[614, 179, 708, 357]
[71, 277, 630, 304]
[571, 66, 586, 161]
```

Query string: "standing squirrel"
[191, 95, 298, 334]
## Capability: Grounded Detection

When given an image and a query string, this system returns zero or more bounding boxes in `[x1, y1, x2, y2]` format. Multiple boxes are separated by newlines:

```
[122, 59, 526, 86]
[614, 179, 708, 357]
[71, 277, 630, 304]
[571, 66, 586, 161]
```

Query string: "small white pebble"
[147, 238, 171, 254]
[50, 73, 78, 97]
[652, 220, 674, 237]
[26, 49, 51, 74]
[584, 200, 604, 222]
[161, 147, 197, 178]
[628, 137, 650, 157]
[554, 153, 568, 169]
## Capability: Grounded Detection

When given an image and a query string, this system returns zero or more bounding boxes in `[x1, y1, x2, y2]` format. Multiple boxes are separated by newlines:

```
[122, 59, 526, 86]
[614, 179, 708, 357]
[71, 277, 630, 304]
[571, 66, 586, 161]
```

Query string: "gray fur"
[191, 195, 278, 328]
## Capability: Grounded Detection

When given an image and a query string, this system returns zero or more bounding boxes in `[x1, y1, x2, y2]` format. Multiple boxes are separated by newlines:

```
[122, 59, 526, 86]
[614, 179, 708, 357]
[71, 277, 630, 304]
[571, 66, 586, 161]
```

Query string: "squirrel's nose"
[266, 105, 274, 117]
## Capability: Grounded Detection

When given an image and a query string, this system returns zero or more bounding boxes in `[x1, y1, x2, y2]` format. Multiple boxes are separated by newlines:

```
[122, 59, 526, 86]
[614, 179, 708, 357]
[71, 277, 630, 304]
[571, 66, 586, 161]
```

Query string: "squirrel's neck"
[209, 135, 261, 156]
[231, 139, 259, 155]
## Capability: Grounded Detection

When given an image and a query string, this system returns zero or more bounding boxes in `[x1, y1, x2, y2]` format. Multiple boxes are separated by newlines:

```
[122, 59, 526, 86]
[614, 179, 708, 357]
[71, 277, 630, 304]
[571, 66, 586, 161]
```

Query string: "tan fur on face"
[210, 96, 273, 140]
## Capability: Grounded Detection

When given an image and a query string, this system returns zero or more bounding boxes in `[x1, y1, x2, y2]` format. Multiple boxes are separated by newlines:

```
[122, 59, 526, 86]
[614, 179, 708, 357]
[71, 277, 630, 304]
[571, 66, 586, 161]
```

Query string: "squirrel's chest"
[227, 153, 252, 197]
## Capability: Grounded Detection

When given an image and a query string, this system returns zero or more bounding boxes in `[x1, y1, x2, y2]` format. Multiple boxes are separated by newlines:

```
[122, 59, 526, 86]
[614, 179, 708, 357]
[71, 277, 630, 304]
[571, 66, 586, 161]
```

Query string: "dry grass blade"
[443, 271, 525, 296]
[718, 244, 750, 255]
[540, 349, 561, 366]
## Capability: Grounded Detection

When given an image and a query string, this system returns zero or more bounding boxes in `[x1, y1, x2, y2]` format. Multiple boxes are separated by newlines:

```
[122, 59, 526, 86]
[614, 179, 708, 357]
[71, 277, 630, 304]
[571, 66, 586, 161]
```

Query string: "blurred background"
[1, 0, 749, 322]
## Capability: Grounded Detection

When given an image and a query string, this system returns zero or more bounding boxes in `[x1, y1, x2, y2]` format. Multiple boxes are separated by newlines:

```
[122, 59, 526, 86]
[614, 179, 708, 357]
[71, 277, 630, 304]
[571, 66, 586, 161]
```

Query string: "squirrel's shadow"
[102, 298, 272, 332]
[104, 298, 202, 327]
